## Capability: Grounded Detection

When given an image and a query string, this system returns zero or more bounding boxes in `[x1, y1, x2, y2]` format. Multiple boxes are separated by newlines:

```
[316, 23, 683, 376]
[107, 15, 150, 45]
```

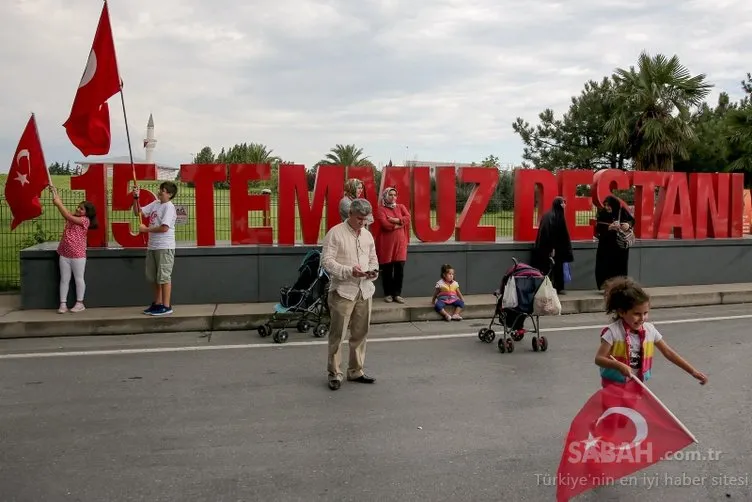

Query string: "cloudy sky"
[1, 0, 751, 172]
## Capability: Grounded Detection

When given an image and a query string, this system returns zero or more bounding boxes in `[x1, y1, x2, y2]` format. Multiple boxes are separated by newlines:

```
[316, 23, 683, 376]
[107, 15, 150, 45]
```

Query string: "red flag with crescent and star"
[555, 380, 696, 501]
[5, 115, 50, 231]
[63, 1, 122, 156]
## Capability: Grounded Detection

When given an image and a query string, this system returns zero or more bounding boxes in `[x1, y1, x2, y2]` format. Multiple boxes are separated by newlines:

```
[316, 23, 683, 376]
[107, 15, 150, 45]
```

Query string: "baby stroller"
[477, 257, 552, 354]
[257, 249, 331, 344]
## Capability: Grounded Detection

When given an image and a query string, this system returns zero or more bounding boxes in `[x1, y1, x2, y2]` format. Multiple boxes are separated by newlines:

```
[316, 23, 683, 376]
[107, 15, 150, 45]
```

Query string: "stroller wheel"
[483, 329, 496, 343]
[539, 336, 548, 352]
[506, 339, 514, 353]
[273, 330, 289, 344]
[313, 324, 329, 338]
[258, 323, 271, 338]
[297, 320, 311, 333]
[497, 338, 506, 353]
[532, 336, 539, 352]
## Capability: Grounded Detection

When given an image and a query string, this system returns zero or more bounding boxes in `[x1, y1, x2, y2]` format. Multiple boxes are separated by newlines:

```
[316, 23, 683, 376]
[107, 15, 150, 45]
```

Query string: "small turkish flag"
[63, 1, 121, 156]
[5, 115, 50, 231]
[555, 380, 696, 501]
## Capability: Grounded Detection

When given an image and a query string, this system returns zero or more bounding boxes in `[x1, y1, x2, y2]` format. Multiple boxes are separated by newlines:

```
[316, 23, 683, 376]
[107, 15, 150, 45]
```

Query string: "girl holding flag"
[595, 276, 708, 386]
[50, 186, 98, 313]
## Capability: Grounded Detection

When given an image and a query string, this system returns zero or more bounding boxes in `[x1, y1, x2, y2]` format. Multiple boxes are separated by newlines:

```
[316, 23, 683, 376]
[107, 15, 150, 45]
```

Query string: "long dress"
[594, 207, 634, 290]
[374, 204, 410, 297]
[531, 210, 573, 293]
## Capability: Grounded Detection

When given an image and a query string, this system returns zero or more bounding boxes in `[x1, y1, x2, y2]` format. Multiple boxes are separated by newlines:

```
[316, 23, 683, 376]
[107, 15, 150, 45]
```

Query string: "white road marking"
[1, 313, 751, 360]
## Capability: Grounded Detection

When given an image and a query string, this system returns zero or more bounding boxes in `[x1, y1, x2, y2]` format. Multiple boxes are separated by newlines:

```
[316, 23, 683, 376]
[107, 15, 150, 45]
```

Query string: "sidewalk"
[1, 283, 752, 339]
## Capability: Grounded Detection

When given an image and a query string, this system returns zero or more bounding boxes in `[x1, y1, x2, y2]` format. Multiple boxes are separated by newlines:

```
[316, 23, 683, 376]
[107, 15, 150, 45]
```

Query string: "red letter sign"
[278, 164, 343, 245]
[455, 167, 498, 242]
[229, 163, 273, 245]
[729, 173, 745, 237]
[654, 173, 694, 239]
[70, 163, 108, 247]
[112, 163, 157, 247]
[347, 166, 379, 211]
[180, 163, 227, 246]
[412, 166, 455, 242]
[632, 172, 667, 239]
[513, 169, 558, 242]
[558, 169, 594, 241]
[591, 169, 632, 207]
[689, 173, 729, 239]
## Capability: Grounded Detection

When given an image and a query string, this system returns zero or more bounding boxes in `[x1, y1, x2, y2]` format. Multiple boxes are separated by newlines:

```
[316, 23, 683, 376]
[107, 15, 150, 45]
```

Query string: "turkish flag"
[5, 115, 50, 230]
[555, 380, 696, 501]
[63, 1, 121, 156]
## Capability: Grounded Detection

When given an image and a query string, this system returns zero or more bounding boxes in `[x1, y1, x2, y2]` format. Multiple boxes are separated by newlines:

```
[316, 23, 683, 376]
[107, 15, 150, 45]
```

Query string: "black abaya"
[594, 199, 635, 290]
[531, 198, 573, 293]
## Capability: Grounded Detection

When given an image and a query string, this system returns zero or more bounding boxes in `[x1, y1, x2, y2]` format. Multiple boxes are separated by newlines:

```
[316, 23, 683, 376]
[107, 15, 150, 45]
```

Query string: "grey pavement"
[0, 304, 751, 502]
[3, 282, 752, 339]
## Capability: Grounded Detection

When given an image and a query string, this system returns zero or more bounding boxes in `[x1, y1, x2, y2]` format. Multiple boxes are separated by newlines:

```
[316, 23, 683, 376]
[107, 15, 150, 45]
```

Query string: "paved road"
[1, 305, 750, 501]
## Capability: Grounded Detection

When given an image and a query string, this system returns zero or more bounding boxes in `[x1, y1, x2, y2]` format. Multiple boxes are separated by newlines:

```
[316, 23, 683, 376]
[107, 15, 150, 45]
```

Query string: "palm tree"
[318, 144, 373, 176]
[727, 74, 752, 174]
[605, 51, 713, 171]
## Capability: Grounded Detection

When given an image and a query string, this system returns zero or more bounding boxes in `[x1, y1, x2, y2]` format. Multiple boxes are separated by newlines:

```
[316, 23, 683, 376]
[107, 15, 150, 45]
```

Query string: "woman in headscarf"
[339, 178, 374, 226]
[594, 194, 634, 290]
[531, 196, 574, 294]
[374, 187, 411, 303]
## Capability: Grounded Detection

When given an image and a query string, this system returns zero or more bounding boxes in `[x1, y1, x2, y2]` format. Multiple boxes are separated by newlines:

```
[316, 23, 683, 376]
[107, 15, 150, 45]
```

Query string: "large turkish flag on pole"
[63, 0, 122, 156]
[555, 379, 697, 501]
[5, 115, 50, 230]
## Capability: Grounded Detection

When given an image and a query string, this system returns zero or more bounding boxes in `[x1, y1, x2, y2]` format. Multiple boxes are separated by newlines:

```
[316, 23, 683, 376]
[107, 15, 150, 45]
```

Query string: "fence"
[0, 180, 598, 291]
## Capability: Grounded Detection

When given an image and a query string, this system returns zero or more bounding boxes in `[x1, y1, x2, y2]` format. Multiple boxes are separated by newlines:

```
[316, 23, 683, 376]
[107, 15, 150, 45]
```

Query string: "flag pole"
[30, 113, 54, 189]
[119, 87, 137, 185]
[609, 355, 698, 443]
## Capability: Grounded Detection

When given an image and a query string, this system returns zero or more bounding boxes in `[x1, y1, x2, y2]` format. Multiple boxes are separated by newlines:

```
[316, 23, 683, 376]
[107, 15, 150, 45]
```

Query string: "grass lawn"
[0, 175, 597, 290]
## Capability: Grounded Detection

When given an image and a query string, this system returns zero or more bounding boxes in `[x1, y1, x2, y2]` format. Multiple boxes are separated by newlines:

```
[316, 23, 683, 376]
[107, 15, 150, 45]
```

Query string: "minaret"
[144, 113, 157, 163]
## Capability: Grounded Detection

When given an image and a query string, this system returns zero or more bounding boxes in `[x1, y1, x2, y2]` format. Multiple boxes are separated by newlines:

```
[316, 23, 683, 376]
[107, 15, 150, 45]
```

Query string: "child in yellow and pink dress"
[431, 264, 466, 321]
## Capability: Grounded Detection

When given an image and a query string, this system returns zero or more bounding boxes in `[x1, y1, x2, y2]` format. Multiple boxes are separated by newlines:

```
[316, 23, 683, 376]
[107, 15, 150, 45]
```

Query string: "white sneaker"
[70, 302, 86, 313]
[58, 304, 68, 314]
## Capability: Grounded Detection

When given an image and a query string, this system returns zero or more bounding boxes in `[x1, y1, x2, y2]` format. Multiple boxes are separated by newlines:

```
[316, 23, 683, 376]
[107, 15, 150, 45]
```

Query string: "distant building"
[75, 114, 179, 180]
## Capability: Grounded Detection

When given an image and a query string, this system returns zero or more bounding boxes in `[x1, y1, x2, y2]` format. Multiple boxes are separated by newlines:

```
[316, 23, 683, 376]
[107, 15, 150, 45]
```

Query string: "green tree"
[605, 51, 713, 172]
[726, 73, 752, 177]
[512, 77, 629, 171]
[318, 144, 374, 178]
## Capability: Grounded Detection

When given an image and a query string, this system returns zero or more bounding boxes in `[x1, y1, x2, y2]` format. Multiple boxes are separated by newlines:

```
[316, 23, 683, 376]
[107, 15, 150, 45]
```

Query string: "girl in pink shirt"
[51, 187, 98, 314]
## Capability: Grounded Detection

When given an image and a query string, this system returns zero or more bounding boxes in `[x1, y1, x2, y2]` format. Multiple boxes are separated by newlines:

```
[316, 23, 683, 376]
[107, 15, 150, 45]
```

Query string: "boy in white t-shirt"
[131, 182, 178, 316]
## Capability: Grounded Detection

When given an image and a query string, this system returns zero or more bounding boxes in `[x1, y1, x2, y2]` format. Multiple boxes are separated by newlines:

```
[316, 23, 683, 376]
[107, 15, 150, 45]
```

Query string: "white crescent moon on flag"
[16, 149, 30, 179]
[80, 49, 97, 87]
[596, 406, 648, 451]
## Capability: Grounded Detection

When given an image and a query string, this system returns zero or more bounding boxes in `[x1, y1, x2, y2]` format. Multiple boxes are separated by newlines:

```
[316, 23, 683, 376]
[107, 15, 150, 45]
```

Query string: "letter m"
[278, 164, 345, 245]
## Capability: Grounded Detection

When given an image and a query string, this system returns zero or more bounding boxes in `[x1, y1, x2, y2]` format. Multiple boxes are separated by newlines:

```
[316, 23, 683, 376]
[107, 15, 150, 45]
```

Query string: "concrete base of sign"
[19, 237, 752, 309]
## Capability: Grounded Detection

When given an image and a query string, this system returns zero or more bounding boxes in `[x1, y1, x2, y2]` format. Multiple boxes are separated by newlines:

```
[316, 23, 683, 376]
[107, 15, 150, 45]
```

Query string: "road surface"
[1, 304, 750, 501]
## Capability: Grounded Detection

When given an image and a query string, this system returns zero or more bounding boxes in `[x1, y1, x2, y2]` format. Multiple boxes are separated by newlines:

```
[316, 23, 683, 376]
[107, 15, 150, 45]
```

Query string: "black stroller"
[257, 250, 331, 344]
[477, 257, 552, 354]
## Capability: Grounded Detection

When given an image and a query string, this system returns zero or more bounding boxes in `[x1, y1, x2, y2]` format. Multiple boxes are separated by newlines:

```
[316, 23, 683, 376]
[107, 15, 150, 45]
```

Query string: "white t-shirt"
[142, 200, 177, 250]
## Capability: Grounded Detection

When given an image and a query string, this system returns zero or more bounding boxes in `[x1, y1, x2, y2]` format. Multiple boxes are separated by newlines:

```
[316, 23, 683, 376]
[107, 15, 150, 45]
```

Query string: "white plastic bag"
[533, 277, 561, 316]
[501, 276, 518, 308]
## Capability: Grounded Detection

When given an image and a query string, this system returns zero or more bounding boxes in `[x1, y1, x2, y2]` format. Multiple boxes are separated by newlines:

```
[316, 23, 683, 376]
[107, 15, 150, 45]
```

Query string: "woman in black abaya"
[594, 195, 634, 290]
[531, 196, 574, 294]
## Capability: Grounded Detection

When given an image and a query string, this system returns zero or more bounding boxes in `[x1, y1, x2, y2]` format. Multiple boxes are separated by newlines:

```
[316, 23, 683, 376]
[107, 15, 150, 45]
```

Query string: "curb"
[1, 287, 751, 339]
